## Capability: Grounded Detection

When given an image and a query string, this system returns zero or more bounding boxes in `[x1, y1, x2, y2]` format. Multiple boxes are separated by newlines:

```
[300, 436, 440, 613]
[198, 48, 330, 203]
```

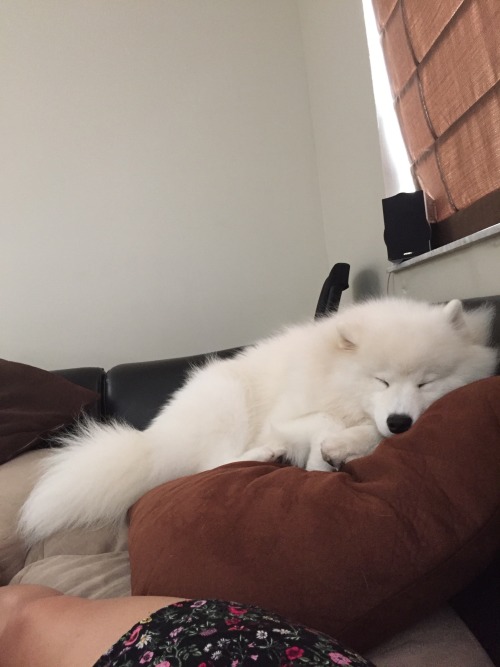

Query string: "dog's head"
[333, 298, 497, 438]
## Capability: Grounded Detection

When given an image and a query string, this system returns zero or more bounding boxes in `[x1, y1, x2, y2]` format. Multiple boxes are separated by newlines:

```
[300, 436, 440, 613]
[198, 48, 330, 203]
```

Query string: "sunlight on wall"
[361, 0, 415, 197]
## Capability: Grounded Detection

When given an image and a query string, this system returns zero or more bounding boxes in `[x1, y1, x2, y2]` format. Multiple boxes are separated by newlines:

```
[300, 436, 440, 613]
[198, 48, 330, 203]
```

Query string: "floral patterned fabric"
[93, 599, 375, 666]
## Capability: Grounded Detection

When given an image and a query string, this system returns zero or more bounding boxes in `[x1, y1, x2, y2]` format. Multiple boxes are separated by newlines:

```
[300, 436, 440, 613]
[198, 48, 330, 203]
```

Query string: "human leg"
[0, 585, 185, 667]
[1, 586, 374, 667]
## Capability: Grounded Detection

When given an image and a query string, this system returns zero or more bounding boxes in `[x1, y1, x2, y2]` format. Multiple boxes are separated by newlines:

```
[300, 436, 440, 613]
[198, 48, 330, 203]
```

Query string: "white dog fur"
[19, 297, 497, 544]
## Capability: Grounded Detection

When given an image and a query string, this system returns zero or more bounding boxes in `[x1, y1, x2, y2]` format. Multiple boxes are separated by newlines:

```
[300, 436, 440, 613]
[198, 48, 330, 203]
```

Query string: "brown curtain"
[372, 0, 500, 246]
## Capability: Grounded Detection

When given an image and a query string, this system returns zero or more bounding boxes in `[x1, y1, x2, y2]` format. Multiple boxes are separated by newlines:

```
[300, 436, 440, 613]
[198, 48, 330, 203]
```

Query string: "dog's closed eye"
[375, 377, 390, 387]
[418, 375, 439, 388]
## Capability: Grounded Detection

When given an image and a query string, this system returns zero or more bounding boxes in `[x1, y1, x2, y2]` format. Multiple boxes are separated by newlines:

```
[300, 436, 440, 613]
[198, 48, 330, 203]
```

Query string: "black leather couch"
[53, 295, 500, 665]
[55, 345, 241, 430]
[55, 296, 500, 430]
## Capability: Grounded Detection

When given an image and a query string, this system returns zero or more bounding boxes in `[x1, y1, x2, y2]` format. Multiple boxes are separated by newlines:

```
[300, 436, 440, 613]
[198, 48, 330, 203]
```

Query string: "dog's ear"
[443, 299, 466, 330]
[336, 322, 357, 350]
[444, 299, 494, 344]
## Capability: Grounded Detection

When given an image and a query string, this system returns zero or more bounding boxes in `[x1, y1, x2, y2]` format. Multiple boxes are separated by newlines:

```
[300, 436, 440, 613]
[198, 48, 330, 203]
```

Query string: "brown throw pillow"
[0, 359, 99, 465]
[129, 377, 500, 652]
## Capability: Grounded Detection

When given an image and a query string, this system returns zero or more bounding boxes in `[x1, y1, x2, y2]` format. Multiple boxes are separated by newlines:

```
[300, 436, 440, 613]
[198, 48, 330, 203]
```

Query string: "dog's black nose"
[387, 413, 413, 434]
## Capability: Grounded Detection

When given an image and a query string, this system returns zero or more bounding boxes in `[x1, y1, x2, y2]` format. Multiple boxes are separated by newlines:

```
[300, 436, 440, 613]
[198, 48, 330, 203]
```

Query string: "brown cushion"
[129, 377, 500, 652]
[0, 359, 99, 465]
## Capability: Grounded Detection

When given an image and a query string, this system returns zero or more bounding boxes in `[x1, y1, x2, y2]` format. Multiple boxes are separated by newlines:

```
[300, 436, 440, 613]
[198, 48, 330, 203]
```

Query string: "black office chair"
[314, 263, 350, 319]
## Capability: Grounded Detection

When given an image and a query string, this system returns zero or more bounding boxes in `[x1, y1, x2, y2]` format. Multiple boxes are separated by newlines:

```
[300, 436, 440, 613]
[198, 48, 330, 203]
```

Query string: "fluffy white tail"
[18, 419, 156, 545]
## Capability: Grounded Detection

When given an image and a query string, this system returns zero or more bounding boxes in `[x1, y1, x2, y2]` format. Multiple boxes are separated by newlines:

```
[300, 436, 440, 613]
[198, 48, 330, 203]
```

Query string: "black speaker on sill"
[382, 190, 431, 263]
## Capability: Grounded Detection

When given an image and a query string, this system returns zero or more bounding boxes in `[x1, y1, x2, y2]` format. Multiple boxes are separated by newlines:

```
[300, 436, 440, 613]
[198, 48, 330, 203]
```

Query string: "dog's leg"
[320, 424, 381, 469]
[269, 413, 345, 470]
[305, 447, 337, 472]
[236, 413, 342, 468]
[235, 444, 287, 463]
[147, 359, 262, 475]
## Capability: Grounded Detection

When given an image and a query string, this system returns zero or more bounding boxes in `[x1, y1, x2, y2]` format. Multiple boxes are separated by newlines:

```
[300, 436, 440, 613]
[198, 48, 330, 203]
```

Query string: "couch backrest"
[55, 295, 500, 430]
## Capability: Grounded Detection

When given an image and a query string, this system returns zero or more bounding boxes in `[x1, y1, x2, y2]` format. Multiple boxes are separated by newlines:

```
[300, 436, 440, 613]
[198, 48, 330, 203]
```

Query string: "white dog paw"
[237, 444, 286, 463]
[320, 437, 371, 470]
[320, 425, 381, 469]
[320, 449, 345, 470]
[305, 453, 336, 472]
[259, 445, 287, 462]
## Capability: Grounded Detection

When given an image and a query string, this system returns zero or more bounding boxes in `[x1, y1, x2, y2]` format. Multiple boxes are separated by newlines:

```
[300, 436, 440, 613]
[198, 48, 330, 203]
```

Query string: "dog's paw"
[305, 453, 337, 472]
[320, 432, 377, 470]
[320, 438, 351, 469]
[237, 444, 287, 464]
[320, 451, 343, 470]
[258, 445, 287, 463]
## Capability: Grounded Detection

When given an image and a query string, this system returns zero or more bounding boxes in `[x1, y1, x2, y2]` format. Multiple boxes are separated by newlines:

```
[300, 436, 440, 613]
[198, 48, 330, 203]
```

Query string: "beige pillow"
[11, 551, 131, 598]
[0, 448, 130, 599]
[0, 450, 49, 584]
[14, 523, 131, 597]
[25, 523, 128, 565]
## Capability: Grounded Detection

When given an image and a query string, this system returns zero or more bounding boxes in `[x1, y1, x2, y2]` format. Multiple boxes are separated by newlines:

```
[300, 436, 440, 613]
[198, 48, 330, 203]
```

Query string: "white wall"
[2, 1, 390, 371]
[297, 0, 388, 303]
[1, 0, 330, 369]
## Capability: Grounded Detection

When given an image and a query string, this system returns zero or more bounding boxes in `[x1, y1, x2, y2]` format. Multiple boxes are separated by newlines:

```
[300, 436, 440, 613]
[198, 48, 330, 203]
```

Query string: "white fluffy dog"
[19, 297, 497, 544]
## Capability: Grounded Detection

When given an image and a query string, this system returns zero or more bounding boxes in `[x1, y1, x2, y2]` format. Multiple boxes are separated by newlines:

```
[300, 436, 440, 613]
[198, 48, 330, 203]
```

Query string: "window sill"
[387, 222, 500, 273]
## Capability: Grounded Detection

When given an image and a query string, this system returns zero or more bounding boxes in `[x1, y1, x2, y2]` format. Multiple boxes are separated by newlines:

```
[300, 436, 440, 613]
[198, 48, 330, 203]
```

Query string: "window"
[365, 0, 500, 248]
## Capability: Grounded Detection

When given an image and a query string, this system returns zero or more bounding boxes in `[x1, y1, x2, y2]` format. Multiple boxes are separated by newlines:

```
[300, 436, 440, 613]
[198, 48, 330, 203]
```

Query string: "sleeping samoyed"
[19, 297, 497, 544]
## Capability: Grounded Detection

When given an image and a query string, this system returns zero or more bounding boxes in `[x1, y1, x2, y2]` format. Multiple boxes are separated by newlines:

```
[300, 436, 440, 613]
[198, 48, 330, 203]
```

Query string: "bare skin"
[0, 584, 186, 667]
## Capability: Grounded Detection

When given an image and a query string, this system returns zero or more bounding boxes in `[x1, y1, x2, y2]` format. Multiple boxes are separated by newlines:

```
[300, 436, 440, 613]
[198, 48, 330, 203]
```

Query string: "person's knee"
[0, 586, 32, 658]
[0, 586, 36, 624]
[0, 586, 65, 666]
[1, 584, 59, 609]
[0, 586, 61, 644]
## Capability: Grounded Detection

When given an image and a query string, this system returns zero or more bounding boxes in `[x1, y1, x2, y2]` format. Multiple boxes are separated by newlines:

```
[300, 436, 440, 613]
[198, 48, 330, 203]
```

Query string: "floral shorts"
[93, 599, 375, 666]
